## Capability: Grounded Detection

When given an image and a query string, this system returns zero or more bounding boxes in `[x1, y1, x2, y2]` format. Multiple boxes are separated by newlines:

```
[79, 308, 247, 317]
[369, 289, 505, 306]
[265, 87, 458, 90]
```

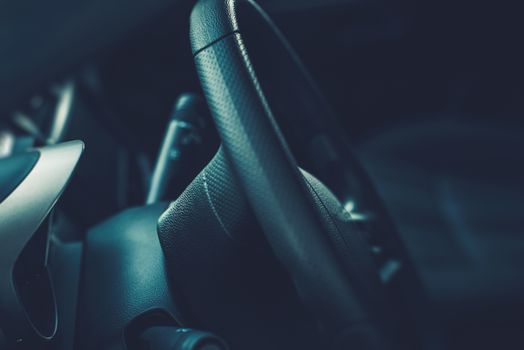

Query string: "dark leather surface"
[193, 2, 370, 332]
[0, 151, 39, 204]
[158, 148, 381, 349]
[76, 203, 180, 350]
[189, 2, 424, 346]
[158, 148, 323, 350]
[190, 0, 239, 55]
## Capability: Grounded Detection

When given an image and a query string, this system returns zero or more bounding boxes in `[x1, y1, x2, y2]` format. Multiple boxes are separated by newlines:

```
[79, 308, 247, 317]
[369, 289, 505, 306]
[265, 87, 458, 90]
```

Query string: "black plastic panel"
[13, 215, 57, 338]
[76, 203, 180, 350]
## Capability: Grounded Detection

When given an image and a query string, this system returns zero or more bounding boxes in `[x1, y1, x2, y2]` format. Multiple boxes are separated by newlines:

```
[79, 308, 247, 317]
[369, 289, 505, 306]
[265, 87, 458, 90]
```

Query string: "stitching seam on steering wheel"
[201, 169, 235, 241]
[193, 31, 240, 57]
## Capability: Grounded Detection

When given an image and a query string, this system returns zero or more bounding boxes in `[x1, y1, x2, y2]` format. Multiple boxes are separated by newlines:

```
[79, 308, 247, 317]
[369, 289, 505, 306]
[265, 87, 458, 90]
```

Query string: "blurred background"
[0, 1, 523, 347]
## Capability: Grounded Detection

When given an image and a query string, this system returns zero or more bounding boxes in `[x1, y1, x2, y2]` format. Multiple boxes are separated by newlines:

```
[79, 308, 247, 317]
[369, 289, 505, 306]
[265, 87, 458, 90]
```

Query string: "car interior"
[0, 0, 523, 349]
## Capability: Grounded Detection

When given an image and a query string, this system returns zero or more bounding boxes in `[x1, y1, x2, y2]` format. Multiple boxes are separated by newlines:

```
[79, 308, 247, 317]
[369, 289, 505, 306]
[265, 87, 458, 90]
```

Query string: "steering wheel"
[159, 0, 432, 349]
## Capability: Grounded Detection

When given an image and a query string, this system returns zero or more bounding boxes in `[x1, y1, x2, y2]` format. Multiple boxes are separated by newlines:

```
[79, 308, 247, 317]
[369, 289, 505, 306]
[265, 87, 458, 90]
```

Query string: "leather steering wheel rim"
[190, 0, 428, 347]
